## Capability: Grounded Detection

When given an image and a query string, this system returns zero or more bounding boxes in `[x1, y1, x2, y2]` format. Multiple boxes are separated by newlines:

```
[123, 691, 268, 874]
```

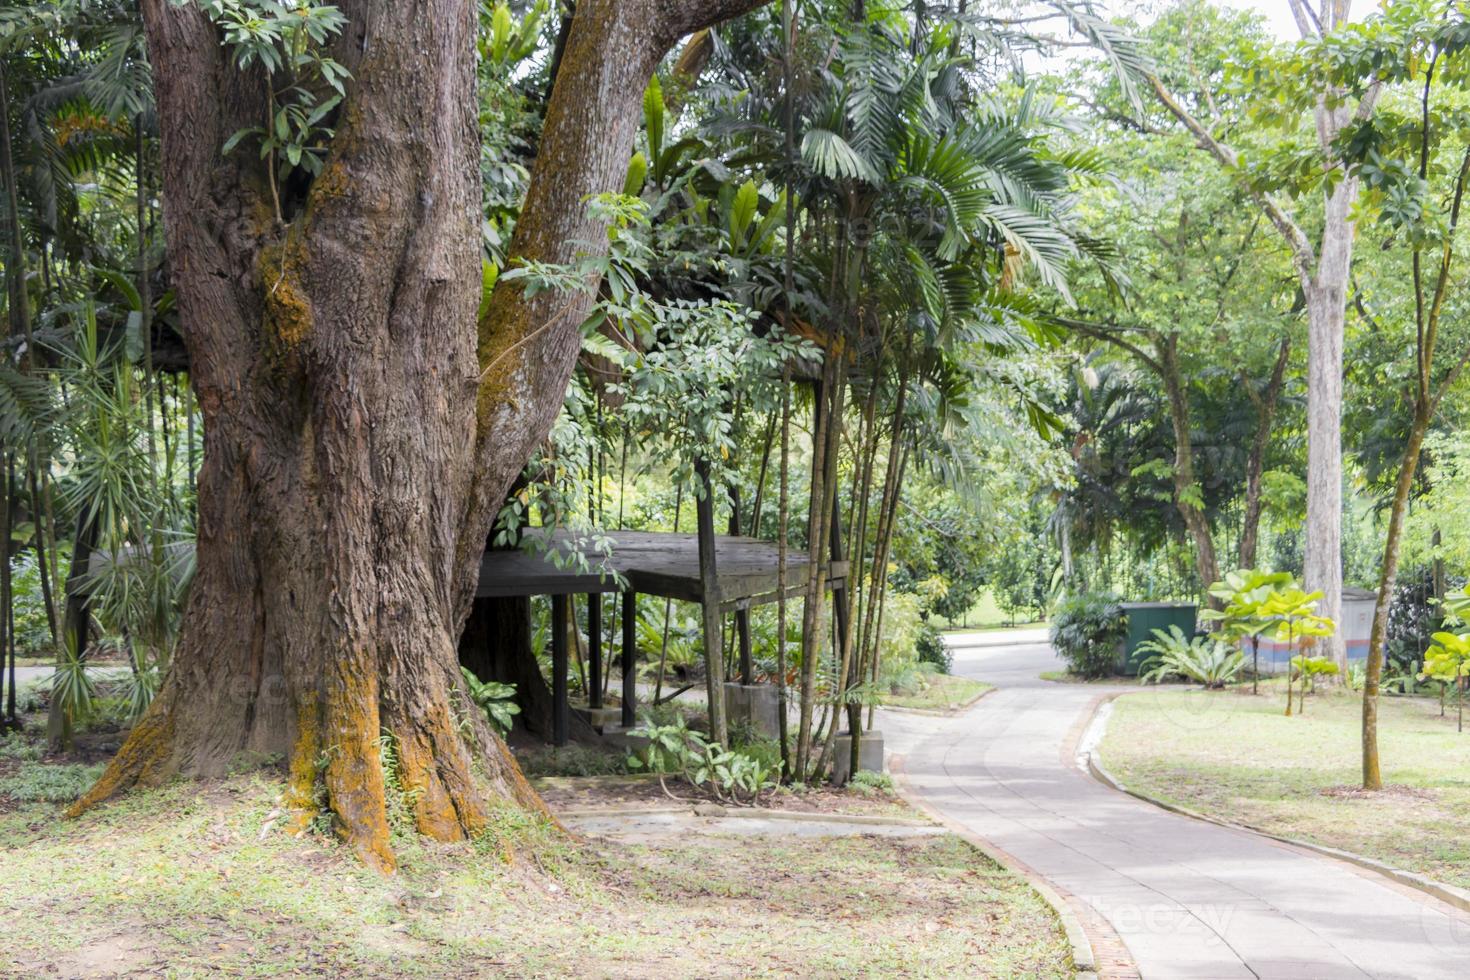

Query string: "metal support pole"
[551, 593, 569, 747]
[621, 590, 637, 729]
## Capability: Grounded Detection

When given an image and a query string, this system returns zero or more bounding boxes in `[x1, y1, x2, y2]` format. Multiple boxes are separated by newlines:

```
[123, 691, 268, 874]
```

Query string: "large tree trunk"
[1148, 0, 1374, 667]
[72, 0, 768, 871]
[1296, 0, 1370, 673]
[1303, 175, 1355, 671]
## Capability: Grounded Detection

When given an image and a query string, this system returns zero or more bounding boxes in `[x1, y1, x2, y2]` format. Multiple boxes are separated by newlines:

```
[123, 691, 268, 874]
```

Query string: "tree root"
[65, 696, 175, 819]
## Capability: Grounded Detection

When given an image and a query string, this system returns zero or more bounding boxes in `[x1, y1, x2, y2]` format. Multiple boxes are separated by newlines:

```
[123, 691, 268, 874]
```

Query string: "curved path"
[882, 633, 1470, 980]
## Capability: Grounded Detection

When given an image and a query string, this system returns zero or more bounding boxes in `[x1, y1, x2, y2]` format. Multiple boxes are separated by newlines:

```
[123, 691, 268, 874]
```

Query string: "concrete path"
[883, 634, 1470, 980]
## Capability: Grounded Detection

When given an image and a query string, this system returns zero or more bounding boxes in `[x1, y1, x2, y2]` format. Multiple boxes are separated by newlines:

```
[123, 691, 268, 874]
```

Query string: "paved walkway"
[883, 634, 1470, 979]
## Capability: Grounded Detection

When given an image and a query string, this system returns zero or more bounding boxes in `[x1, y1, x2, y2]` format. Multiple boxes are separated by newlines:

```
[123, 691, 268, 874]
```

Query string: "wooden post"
[587, 593, 603, 709]
[728, 484, 755, 685]
[551, 593, 569, 746]
[695, 459, 728, 745]
[621, 590, 637, 729]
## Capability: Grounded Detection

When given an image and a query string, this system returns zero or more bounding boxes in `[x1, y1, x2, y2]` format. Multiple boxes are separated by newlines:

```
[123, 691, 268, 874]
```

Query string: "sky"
[1218, 0, 1302, 40]
[1214, 1, 1373, 41]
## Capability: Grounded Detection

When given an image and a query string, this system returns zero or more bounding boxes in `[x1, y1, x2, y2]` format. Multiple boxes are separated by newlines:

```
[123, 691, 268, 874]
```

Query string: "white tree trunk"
[1302, 113, 1360, 674]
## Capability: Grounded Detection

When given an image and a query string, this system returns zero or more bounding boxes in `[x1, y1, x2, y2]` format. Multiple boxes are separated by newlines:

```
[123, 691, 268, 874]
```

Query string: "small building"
[468, 526, 846, 745]
[1247, 587, 1377, 673]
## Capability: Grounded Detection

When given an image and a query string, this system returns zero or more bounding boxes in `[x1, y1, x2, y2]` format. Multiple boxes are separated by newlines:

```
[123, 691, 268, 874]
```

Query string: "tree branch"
[1287, 0, 1323, 40]
[662, 0, 770, 46]
[1145, 72, 1319, 286]
[1053, 315, 1164, 375]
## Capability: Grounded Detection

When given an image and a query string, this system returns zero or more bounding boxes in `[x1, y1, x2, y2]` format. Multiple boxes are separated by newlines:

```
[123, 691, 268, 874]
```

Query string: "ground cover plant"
[1136, 626, 1244, 689]
[0, 764, 1071, 978]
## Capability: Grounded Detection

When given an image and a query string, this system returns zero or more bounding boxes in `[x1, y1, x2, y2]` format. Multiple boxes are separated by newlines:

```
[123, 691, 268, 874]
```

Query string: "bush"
[1050, 591, 1126, 678]
[1136, 626, 1244, 689]
[8, 552, 55, 656]
[915, 622, 950, 673]
[1385, 565, 1467, 672]
[627, 716, 777, 804]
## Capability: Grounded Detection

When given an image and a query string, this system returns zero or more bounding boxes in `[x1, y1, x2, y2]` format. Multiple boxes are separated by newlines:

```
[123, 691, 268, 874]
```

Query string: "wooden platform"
[475, 528, 846, 608]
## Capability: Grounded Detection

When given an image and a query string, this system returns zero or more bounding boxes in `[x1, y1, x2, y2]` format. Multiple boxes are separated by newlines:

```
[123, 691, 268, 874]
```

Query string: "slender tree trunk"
[776, 366, 792, 779]
[795, 370, 835, 780]
[0, 456, 12, 726]
[817, 363, 857, 780]
[48, 512, 98, 750]
[1, 66, 33, 351]
[1362, 405, 1430, 789]
[1159, 336, 1220, 592]
[865, 443, 909, 730]
[73, 0, 770, 870]
[1239, 338, 1290, 569]
[25, 462, 58, 644]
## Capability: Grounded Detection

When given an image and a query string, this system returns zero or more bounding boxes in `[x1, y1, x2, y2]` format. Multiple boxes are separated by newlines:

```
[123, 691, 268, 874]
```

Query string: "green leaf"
[221, 128, 253, 156]
[623, 151, 648, 197]
[728, 179, 759, 246]
[643, 75, 665, 178]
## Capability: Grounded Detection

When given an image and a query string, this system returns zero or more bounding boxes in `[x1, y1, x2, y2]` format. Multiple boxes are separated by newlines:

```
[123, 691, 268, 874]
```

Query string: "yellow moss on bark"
[282, 695, 322, 835]
[65, 702, 175, 818]
[259, 232, 313, 350]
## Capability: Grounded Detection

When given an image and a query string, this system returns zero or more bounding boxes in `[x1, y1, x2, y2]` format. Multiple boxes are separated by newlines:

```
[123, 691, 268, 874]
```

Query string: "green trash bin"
[1119, 602, 1198, 676]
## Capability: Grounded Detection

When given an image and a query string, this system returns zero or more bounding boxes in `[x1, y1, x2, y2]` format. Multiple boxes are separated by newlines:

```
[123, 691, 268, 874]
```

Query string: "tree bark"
[73, 0, 769, 870]
[1362, 404, 1429, 789]
[1304, 179, 1354, 671]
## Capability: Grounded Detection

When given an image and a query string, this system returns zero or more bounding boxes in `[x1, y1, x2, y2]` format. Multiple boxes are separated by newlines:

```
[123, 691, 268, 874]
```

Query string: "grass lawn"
[1038, 670, 1126, 685]
[885, 673, 992, 712]
[0, 756, 1069, 976]
[1099, 682, 1470, 890]
[934, 589, 1046, 633]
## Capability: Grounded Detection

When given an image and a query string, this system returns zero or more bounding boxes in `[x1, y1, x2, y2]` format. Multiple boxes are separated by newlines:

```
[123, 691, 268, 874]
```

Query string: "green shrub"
[459, 668, 520, 737]
[0, 732, 42, 762]
[849, 770, 894, 793]
[1137, 626, 1244, 689]
[915, 622, 950, 673]
[1050, 591, 1126, 678]
[628, 716, 777, 804]
[8, 553, 56, 656]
